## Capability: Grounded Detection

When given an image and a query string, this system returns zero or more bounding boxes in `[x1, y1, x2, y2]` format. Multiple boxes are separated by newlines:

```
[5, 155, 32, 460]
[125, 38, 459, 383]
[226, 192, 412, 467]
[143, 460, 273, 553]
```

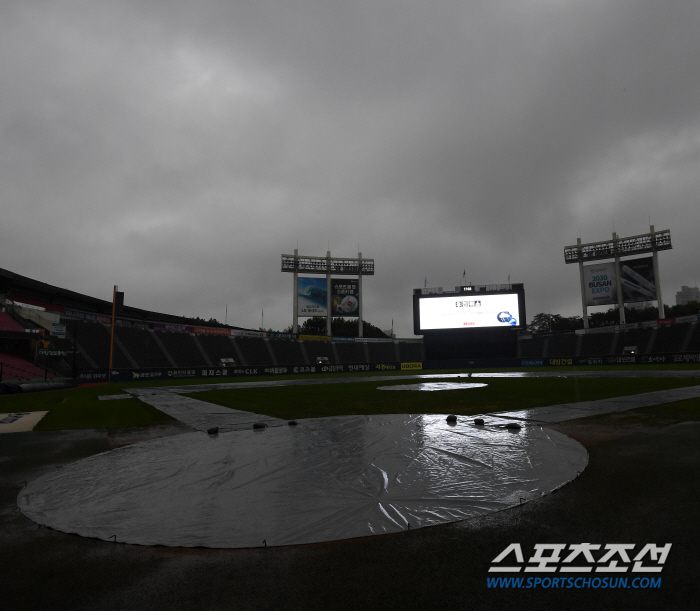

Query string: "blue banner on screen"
[298, 277, 328, 317]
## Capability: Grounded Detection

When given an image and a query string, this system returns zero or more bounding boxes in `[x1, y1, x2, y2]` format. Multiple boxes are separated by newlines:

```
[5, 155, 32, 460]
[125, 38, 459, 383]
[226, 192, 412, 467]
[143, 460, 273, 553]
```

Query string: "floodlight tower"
[281, 251, 374, 337]
[564, 225, 672, 327]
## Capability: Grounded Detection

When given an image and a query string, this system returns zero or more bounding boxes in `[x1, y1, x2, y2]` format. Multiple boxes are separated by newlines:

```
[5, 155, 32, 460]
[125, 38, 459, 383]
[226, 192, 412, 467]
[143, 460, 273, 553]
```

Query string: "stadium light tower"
[564, 225, 672, 327]
[281, 250, 374, 337]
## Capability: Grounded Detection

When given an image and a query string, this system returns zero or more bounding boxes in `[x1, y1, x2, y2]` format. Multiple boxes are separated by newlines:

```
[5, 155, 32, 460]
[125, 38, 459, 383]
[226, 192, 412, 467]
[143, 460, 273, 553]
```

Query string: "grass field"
[1, 366, 698, 430]
[3, 369, 700, 611]
[189, 376, 700, 420]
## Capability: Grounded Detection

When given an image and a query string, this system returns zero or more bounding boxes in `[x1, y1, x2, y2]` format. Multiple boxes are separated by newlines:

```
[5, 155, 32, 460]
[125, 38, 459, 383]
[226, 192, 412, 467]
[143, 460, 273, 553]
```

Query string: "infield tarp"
[18, 414, 587, 548]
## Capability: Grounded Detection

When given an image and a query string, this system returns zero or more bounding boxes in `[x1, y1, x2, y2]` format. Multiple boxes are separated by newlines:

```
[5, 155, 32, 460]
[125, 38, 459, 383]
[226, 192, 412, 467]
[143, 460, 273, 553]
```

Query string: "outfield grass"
[0, 381, 175, 431]
[189, 376, 700, 420]
[1, 367, 698, 430]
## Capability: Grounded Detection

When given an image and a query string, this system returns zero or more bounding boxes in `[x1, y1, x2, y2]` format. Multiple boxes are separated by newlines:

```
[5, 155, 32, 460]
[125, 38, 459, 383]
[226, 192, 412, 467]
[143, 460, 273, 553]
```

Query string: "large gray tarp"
[18, 414, 586, 548]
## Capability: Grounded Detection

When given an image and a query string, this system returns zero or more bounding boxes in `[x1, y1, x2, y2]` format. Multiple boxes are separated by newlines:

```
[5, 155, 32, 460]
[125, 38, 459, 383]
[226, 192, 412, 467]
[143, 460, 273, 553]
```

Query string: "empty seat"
[0, 353, 56, 381]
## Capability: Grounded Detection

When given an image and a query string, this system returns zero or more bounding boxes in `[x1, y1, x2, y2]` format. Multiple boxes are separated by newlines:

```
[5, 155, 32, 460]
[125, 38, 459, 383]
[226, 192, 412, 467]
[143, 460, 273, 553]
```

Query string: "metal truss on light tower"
[564, 229, 672, 264]
[282, 251, 375, 337]
[564, 226, 672, 328]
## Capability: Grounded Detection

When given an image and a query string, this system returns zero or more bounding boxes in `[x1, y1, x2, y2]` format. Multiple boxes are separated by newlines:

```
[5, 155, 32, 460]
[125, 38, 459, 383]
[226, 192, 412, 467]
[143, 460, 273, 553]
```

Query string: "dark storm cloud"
[2, 1, 699, 335]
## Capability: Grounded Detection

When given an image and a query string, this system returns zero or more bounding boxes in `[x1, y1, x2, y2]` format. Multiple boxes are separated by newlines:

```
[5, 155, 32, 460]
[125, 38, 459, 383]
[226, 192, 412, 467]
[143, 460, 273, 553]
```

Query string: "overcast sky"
[2, 1, 700, 336]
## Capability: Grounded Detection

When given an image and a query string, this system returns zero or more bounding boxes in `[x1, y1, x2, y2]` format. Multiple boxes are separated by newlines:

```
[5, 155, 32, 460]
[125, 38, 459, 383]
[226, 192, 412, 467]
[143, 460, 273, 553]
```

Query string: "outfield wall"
[75, 350, 700, 382]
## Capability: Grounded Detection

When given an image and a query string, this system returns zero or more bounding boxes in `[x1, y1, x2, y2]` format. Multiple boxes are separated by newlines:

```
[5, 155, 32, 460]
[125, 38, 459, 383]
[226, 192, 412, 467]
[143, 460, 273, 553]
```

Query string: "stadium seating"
[234, 337, 273, 366]
[651, 323, 691, 354]
[197, 334, 239, 365]
[115, 326, 169, 368]
[0, 312, 25, 332]
[366, 342, 395, 363]
[334, 342, 366, 363]
[0, 353, 56, 381]
[685, 324, 700, 352]
[547, 334, 578, 357]
[271, 339, 306, 366]
[154, 331, 206, 367]
[652, 323, 690, 352]
[48, 336, 92, 372]
[304, 341, 336, 364]
[398, 342, 422, 362]
[615, 328, 655, 354]
[67, 320, 131, 368]
[579, 332, 614, 356]
[519, 335, 546, 358]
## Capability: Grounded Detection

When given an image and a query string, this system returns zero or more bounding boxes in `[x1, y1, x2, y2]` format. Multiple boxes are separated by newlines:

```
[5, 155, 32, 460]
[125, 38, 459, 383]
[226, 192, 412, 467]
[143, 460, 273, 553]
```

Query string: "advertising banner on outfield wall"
[584, 257, 657, 306]
[78, 362, 407, 381]
[331, 279, 360, 317]
[297, 277, 328, 317]
[75, 351, 700, 382]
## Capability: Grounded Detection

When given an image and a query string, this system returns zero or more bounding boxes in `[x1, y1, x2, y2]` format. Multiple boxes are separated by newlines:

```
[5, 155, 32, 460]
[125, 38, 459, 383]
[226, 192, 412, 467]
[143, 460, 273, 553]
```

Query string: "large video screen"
[416, 293, 522, 331]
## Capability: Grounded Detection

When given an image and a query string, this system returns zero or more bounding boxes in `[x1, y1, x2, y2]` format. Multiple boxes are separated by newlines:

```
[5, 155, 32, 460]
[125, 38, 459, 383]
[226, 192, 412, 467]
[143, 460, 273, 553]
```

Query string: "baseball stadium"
[1, 253, 699, 611]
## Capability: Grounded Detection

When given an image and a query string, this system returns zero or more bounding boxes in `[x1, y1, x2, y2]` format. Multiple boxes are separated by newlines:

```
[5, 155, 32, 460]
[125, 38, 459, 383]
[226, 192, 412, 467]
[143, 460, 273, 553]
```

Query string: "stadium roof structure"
[0, 267, 252, 330]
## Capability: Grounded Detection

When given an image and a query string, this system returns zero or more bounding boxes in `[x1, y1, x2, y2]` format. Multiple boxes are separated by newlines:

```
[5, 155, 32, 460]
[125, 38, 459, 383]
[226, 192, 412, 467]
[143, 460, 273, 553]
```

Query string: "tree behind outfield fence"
[298, 317, 389, 338]
[527, 313, 583, 333]
[528, 301, 700, 333]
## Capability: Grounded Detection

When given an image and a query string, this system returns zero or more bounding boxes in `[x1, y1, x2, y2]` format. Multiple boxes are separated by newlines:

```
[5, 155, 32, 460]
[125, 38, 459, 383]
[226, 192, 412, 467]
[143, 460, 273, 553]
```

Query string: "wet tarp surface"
[18, 414, 587, 548]
[377, 382, 488, 391]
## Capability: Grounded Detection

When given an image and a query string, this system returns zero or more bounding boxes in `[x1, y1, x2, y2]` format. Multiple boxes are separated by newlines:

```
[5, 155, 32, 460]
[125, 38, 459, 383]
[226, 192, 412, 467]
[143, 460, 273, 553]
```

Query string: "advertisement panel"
[77, 362, 405, 381]
[192, 326, 231, 336]
[51, 323, 66, 338]
[584, 257, 657, 306]
[620, 256, 657, 303]
[153, 323, 193, 333]
[331, 279, 360, 317]
[417, 294, 521, 330]
[64, 309, 111, 324]
[297, 277, 328, 317]
[583, 262, 617, 306]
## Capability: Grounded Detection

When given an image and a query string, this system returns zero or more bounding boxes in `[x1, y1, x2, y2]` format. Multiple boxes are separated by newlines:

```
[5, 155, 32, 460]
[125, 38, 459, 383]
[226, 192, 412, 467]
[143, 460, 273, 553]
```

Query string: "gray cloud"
[2, 1, 700, 335]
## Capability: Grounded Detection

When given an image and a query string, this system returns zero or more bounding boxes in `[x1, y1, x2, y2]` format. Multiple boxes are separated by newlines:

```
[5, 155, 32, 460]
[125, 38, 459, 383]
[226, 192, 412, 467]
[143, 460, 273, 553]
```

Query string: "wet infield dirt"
[2, 413, 698, 611]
